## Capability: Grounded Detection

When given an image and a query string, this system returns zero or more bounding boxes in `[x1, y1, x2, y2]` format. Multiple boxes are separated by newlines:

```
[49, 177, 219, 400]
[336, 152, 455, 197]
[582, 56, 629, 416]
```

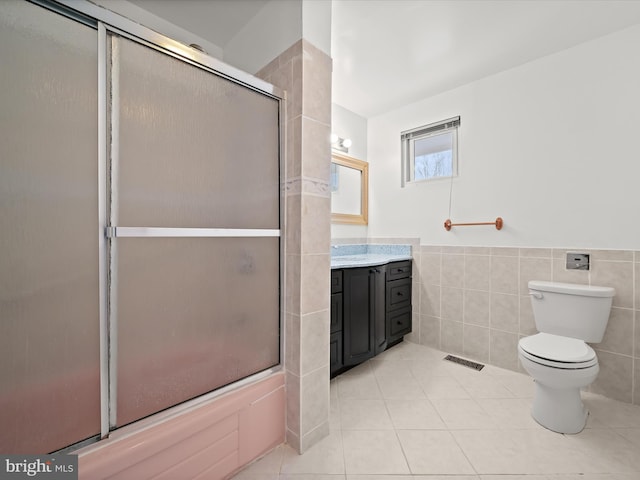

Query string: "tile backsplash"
[338, 239, 639, 405]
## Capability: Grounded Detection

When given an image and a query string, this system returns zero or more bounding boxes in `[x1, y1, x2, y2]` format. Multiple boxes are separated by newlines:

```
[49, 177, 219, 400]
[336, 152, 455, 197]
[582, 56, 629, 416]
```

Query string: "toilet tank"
[528, 281, 615, 343]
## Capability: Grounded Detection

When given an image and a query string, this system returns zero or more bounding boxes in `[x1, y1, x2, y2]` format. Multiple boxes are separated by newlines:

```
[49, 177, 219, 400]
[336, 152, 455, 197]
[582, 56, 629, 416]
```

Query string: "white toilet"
[518, 280, 615, 434]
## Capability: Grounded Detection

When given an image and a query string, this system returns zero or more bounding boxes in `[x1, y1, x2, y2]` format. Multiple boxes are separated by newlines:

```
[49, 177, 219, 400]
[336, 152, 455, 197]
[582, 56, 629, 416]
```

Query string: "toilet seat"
[518, 333, 597, 369]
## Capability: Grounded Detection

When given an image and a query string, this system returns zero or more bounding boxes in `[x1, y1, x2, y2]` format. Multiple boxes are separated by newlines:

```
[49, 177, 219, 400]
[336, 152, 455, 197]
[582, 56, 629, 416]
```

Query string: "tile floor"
[233, 341, 640, 480]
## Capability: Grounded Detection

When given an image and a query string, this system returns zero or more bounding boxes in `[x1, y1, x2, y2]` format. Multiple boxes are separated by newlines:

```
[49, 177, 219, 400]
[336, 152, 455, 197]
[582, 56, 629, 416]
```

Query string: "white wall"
[301, 0, 332, 57]
[368, 24, 640, 249]
[332, 103, 368, 160]
[91, 0, 224, 59]
[224, 0, 302, 74]
[331, 103, 369, 239]
[223, 0, 331, 76]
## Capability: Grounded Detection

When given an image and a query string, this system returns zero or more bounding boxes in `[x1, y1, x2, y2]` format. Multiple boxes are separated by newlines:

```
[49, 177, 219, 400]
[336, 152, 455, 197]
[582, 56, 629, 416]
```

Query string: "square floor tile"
[447, 364, 489, 382]
[431, 398, 497, 429]
[416, 375, 470, 399]
[562, 428, 640, 473]
[349, 476, 478, 480]
[337, 372, 382, 399]
[493, 372, 535, 398]
[396, 430, 476, 474]
[582, 393, 640, 428]
[375, 374, 426, 399]
[385, 398, 447, 430]
[370, 357, 417, 378]
[339, 398, 394, 430]
[280, 431, 345, 474]
[479, 476, 547, 480]
[411, 359, 462, 377]
[460, 374, 516, 399]
[614, 428, 640, 447]
[280, 476, 346, 480]
[548, 474, 640, 480]
[341, 430, 410, 474]
[330, 394, 341, 431]
[476, 398, 540, 429]
[452, 428, 583, 474]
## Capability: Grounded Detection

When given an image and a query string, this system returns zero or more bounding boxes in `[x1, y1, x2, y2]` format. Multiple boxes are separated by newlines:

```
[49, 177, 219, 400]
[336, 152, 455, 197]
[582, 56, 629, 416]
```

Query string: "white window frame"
[401, 116, 460, 186]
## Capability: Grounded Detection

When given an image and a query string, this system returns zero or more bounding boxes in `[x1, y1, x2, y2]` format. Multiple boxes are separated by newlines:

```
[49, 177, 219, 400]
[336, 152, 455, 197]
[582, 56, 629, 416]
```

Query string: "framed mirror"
[331, 152, 368, 225]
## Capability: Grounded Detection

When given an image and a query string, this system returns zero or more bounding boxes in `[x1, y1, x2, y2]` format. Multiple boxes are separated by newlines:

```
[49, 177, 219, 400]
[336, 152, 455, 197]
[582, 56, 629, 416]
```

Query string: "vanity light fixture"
[331, 133, 352, 153]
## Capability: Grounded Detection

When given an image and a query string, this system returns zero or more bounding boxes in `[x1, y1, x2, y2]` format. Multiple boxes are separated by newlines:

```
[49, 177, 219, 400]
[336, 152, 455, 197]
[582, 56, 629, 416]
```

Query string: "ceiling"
[127, 0, 270, 48]
[127, 0, 640, 119]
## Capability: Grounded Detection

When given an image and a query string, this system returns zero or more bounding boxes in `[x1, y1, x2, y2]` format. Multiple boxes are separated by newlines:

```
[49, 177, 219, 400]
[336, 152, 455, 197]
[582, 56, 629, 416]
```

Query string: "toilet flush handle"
[529, 291, 543, 299]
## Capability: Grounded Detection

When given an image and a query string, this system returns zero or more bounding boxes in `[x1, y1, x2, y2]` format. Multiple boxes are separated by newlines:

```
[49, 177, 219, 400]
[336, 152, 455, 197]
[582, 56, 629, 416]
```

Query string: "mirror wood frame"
[331, 152, 369, 225]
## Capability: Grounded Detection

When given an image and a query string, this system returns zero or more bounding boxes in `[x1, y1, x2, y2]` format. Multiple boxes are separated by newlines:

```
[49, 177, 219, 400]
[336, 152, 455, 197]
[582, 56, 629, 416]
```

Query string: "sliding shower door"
[1, 1, 282, 452]
[0, 1, 101, 453]
[108, 35, 281, 427]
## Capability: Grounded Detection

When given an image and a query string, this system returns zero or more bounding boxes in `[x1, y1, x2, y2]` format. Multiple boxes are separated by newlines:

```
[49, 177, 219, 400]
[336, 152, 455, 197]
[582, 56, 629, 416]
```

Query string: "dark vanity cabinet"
[330, 270, 343, 374]
[342, 266, 386, 367]
[331, 260, 412, 377]
[386, 261, 413, 344]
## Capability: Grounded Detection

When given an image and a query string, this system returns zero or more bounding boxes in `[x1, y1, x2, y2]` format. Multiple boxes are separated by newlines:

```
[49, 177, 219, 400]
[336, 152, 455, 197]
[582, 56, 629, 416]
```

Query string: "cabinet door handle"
[396, 292, 403, 296]
[397, 269, 404, 273]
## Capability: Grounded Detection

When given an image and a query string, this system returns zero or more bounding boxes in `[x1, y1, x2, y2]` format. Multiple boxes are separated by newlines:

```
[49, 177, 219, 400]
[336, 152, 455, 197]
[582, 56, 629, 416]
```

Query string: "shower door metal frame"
[97, 21, 109, 440]
[100, 22, 286, 434]
[34, 0, 286, 442]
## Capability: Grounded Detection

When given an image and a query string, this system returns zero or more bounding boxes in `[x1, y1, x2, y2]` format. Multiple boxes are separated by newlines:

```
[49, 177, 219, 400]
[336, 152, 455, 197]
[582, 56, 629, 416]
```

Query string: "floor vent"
[444, 354, 485, 371]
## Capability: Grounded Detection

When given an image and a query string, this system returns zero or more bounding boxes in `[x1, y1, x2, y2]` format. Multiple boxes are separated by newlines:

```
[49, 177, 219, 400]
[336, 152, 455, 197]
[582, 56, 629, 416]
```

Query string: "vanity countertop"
[331, 244, 412, 269]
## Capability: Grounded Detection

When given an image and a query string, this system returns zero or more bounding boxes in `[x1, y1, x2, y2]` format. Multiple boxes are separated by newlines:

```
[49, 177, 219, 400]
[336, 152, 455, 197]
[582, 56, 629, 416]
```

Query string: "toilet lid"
[519, 333, 596, 364]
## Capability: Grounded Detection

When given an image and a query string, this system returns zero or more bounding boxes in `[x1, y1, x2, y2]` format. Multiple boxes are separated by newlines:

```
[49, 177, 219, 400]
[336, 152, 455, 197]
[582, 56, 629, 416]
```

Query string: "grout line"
[338, 418, 347, 477]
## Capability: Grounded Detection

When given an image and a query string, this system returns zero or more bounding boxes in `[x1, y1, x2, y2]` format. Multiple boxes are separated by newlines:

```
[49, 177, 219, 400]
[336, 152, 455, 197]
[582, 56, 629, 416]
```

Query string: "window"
[401, 116, 460, 185]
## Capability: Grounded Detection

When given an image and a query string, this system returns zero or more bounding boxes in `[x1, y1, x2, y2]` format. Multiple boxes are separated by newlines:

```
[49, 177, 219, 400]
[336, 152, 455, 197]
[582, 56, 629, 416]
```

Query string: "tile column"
[257, 38, 332, 453]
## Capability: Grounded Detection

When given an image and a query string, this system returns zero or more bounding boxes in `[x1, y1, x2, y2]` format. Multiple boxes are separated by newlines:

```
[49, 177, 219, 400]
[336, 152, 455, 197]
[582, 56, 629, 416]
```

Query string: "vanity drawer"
[386, 277, 411, 311]
[388, 306, 412, 338]
[387, 261, 412, 281]
[331, 269, 343, 293]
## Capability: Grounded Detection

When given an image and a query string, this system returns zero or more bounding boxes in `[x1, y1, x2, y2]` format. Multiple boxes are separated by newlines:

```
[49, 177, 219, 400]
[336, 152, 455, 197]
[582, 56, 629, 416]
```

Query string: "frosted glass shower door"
[109, 35, 281, 426]
[0, 2, 100, 453]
